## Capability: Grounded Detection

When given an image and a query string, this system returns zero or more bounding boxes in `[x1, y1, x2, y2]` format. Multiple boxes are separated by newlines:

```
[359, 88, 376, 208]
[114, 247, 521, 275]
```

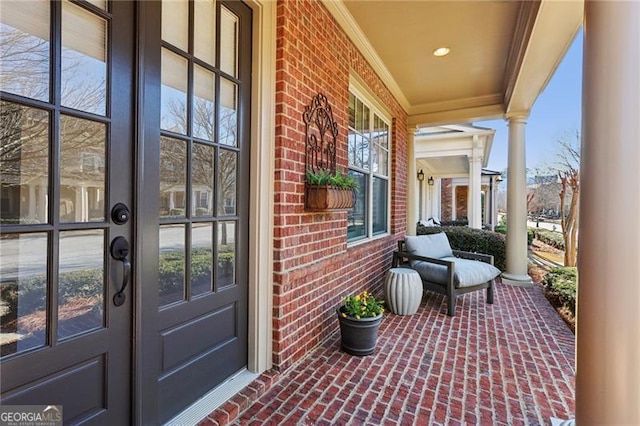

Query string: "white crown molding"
[322, 0, 411, 112]
[409, 93, 505, 116]
[408, 103, 505, 128]
[503, 1, 541, 108]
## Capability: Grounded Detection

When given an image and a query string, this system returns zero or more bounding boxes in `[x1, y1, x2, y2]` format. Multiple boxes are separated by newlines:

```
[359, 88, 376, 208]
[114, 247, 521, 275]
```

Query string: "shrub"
[534, 228, 565, 250]
[439, 219, 468, 227]
[495, 225, 534, 244]
[416, 225, 506, 271]
[1, 269, 103, 320]
[195, 207, 209, 217]
[542, 266, 577, 315]
[527, 228, 535, 245]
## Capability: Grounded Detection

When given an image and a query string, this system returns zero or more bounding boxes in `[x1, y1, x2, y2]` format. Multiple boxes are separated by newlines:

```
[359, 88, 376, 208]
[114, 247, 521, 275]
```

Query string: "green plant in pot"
[336, 290, 385, 356]
[305, 169, 358, 210]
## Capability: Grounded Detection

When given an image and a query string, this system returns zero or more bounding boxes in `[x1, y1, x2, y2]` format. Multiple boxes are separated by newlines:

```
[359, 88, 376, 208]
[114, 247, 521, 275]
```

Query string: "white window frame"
[347, 76, 392, 245]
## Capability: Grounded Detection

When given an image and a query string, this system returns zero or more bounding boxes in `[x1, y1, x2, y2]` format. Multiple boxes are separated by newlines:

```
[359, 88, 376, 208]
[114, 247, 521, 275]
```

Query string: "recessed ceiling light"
[433, 47, 451, 57]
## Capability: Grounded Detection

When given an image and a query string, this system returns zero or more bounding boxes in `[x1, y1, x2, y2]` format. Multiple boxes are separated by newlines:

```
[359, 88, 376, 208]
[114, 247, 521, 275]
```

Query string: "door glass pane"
[160, 137, 187, 218]
[217, 221, 235, 288]
[0, 102, 49, 224]
[159, 224, 185, 307]
[0, 233, 47, 358]
[219, 79, 237, 146]
[162, 0, 189, 51]
[193, 65, 216, 141]
[347, 171, 367, 240]
[61, 1, 107, 116]
[191, 223, 212, 297]
[60, 115, 106, 223]
[220, 7, 238, 78]
[58, 230, 104, 340]
[372, 177, 388, 235]
[194, 0, 216, 66]
[0, 1, 50, 101]
[161, 48, 188, 134]
[218, 149, 236, 216]
[192, 143, 214, 217]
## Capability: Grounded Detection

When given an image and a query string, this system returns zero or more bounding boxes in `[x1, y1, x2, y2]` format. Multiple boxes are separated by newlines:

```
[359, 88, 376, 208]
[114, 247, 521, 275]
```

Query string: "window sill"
[347, 232, 390, 249]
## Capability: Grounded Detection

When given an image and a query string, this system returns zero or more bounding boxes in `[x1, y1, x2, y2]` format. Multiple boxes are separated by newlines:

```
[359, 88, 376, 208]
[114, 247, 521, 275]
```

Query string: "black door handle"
[110, 236, 131, 306]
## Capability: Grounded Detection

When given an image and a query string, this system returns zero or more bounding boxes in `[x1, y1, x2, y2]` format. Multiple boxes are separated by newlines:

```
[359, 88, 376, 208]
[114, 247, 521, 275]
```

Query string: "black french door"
[0, 1, 134, 423]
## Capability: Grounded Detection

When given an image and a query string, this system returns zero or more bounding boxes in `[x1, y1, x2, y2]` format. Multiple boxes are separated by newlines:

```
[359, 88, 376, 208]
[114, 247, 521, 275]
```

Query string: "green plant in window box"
[305, 169, 358, 210]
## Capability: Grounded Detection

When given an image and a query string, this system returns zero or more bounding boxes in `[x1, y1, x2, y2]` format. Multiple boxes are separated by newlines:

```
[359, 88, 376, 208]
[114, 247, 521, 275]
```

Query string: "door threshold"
[165, 368, 258, 425]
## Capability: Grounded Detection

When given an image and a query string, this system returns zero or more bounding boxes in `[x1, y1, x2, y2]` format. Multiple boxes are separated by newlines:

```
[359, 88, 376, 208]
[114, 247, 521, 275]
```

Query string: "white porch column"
[468, 140, 483, 229]
[576, 2, 640, 423]
[502, 114, 532, 286]
[27, 184, 36, 218]
[428, 177, 439, 221]
[406, 127, 418, 235]
[489, 176, 498, 231]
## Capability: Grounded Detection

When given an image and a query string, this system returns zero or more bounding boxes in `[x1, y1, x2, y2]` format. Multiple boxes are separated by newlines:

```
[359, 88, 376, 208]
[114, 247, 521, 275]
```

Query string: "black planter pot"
[336, 308, 383, 356]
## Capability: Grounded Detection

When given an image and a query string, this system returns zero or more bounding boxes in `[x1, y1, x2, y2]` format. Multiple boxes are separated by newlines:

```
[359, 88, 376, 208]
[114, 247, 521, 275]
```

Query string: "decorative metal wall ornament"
[303, 93, 338, 174]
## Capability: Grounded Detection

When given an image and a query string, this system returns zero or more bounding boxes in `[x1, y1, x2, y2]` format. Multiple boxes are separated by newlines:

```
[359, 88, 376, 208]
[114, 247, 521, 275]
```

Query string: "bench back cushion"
[404, 233, 453, 262]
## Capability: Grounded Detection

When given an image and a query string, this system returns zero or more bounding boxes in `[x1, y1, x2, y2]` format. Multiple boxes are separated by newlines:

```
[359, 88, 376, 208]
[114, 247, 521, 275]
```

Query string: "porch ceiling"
[328, 0, 583, 127]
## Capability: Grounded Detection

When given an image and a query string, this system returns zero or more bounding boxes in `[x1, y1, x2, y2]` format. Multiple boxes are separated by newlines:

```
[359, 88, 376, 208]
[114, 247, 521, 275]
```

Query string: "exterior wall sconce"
[428, 176, 434, 186]
[417, 169, 425, 181]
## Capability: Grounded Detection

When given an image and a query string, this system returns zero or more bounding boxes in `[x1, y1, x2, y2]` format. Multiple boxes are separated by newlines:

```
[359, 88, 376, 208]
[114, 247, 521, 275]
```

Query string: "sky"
[479, 29, 583, 173]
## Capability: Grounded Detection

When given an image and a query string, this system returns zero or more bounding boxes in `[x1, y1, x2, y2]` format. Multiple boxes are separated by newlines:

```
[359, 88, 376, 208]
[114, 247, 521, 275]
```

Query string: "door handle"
[111, 236, 131, 306]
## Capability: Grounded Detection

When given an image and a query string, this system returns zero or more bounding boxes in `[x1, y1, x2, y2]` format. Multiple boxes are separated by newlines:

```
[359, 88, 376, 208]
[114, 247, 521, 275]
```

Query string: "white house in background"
[414, 125, 501, 230]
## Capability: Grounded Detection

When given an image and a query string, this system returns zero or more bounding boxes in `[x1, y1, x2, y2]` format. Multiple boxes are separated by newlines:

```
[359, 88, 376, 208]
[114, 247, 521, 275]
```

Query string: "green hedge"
[416, 225, 506, 271]
[542, 266, 577, 315]
[2, 247, 236, 319]
[533, 228, 565, 250]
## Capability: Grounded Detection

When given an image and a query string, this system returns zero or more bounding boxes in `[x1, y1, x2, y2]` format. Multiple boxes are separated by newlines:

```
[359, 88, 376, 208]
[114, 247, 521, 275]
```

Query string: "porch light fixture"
[433, 47, 451, 57]
[417, 169, 425, 181]
[428, 176, 434, 186]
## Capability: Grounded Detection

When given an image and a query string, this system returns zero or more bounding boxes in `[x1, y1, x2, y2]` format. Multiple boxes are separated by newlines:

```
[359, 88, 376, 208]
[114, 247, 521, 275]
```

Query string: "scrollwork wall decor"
[303, 93, 338, 174]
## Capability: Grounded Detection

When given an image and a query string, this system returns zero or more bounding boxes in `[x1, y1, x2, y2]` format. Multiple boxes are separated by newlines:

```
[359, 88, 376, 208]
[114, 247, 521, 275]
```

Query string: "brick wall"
[273, 0, 408, 370]
[441, 178, 453, 221]
[455, 186, 468, 220]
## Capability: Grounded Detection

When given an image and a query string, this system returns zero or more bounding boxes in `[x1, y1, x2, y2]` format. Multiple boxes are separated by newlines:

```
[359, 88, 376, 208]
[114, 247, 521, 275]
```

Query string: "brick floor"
[199, 281, 575, 425]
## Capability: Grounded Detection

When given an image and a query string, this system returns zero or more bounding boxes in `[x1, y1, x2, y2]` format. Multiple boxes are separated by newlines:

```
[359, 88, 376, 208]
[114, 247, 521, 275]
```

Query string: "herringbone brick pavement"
[201, 281, 575, 425]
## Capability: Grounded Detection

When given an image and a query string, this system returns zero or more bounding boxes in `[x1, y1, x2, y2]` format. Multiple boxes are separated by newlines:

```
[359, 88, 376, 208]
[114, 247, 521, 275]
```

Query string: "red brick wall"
[441, 178, 453, 221]
[273, 0, 408, 370]
[455, 186, 468, 220]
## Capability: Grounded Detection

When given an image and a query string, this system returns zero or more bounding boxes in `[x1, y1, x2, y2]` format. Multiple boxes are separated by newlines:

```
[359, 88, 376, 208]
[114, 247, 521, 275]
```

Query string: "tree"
[556, 131, 580, 266]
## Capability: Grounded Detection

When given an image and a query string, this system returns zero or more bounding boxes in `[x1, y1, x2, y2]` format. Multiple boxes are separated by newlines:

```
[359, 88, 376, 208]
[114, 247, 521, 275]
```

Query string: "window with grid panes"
[347, 91, 390, 241]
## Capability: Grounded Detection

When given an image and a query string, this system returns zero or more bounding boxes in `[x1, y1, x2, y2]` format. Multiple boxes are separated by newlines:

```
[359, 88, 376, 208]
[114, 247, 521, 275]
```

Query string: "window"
[347, 90, 390, 241]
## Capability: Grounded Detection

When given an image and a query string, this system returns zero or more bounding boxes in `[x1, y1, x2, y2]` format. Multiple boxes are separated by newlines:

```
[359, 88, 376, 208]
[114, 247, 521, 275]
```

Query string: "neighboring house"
[528, 174, 563, 218]
[0, 1, 637, 425]
[413, 124, 501, 229]
[438, 170, 502, 230]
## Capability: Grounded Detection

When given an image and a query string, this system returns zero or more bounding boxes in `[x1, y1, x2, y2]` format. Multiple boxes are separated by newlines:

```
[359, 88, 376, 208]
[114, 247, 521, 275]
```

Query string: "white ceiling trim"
[322, 0, 411, 112]
[408, 104, 505, 128]
[409, 93, 505, 116]
[506, 0, 583, 113]
[503, 1, 541, 108]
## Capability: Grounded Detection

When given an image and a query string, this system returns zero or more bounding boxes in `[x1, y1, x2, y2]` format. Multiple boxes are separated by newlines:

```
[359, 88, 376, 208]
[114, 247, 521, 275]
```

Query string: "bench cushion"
[412, 257, 500, 288]
[404, 233, 453, 266]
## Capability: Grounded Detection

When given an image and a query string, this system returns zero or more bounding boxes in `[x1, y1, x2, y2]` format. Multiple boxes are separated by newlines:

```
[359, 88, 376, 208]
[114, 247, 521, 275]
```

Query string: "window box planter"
[305, 185, 355, 211]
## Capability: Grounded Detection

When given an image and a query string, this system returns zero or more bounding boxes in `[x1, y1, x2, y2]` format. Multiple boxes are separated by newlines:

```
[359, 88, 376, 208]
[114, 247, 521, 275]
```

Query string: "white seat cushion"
[412, 257, 500, 288]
